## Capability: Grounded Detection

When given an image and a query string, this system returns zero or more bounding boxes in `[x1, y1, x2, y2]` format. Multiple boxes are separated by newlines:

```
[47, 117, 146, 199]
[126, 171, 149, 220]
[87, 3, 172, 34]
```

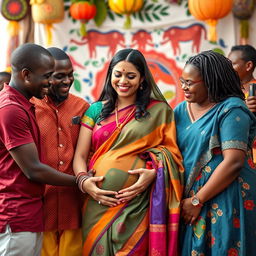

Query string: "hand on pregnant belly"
[82, 176, 120, 207]
[115, 167, 157, 203]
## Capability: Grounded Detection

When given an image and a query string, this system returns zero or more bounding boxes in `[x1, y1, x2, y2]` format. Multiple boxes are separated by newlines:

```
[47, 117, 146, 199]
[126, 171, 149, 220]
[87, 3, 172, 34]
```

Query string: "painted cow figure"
[70, 30, 126, 58]
[162, 23, 206, 55]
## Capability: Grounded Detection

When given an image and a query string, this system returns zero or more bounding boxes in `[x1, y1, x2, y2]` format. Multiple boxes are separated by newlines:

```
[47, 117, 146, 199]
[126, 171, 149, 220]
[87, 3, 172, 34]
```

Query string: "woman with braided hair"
[73, 48, 184, 255]
[175, 50, 256, 255]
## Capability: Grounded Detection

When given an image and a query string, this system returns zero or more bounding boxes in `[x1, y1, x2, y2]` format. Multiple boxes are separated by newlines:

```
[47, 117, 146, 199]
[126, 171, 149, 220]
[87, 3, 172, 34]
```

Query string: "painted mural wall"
[4, 0, 256, 107]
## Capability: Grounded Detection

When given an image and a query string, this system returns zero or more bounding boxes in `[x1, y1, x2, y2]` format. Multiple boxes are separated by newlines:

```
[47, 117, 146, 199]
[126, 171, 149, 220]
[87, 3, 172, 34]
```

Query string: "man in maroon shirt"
[0, 43, 76, 256]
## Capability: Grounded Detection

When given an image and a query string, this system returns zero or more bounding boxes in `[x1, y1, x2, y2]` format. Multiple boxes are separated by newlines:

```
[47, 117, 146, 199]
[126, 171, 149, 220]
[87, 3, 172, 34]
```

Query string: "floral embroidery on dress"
[244, 200, 255, 210]
[204, 166, 211, 173]
[206, 231, 216, 248]
[247, 158, 256, 169]
[193, 216, 206, 239]
[233, 217, 240, 228]
[207, 203, 223, 224]
[191, 250, 205, 256]
[227, 247, 239, 256]
[242, 182, 250, 190]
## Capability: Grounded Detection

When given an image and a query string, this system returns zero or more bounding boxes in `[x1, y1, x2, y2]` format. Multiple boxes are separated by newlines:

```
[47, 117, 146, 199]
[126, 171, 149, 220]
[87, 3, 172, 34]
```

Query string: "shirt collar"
[4, 84, 34, 111]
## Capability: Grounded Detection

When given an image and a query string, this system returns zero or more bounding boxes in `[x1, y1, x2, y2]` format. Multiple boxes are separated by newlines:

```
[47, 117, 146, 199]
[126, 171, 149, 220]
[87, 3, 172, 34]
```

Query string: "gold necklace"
[115, 104, 135, 130]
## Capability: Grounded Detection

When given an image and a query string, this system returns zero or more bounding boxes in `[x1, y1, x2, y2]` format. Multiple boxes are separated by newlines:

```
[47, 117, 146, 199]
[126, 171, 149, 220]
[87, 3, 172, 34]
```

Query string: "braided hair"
[97, 49, 152, 123]
[186, 50, 245, 102]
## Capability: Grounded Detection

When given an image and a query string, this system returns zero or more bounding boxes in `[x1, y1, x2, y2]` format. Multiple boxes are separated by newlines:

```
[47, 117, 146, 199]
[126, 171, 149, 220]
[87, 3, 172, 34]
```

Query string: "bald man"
[0, 43, 76, 256]
[32, 47, 89, 256]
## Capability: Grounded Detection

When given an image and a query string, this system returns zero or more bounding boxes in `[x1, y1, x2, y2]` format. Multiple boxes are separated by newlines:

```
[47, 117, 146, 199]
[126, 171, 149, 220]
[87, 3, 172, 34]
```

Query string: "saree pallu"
[82, 100, 184, 256]
[174, 97, 256, 255]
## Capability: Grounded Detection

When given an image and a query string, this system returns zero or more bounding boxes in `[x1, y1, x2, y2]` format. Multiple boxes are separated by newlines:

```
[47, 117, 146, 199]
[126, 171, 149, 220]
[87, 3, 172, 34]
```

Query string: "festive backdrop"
[2, 0, 256, 107]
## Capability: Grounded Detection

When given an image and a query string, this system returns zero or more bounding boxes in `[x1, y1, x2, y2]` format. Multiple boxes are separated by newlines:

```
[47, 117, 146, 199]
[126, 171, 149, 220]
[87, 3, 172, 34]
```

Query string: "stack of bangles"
[76, 171, 91, 193]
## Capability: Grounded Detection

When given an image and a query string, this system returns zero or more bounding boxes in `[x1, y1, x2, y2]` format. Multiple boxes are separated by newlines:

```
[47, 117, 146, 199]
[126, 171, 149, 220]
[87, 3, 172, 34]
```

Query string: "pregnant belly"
[93, 155, 145, 191]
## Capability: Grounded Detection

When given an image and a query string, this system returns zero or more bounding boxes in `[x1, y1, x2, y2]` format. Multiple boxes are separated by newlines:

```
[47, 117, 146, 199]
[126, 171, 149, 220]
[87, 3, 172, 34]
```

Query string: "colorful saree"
[81, 100, 184, 256]
[174, 97, 256, 255]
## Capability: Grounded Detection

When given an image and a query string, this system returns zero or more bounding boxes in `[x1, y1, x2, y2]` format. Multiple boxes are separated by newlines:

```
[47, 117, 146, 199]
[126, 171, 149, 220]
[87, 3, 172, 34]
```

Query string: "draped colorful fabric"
[174, 97, 256, 255]
[81, 100, 184, 256]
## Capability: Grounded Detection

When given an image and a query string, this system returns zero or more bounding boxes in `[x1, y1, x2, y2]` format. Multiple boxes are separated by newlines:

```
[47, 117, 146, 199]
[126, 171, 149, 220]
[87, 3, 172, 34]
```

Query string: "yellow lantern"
[30, 0, 64, 46]
[188, 0, 233, 43]
[108, 0, 144, 29]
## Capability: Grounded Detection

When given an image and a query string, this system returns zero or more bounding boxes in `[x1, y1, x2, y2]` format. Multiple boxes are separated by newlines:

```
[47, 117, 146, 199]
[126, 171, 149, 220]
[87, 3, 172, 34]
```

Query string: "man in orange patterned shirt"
[31, 47, 89, 256]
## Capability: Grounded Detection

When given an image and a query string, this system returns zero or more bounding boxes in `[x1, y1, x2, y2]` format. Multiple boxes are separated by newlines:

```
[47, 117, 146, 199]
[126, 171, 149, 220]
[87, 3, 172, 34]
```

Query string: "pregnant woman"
[73, 49, 184, 256]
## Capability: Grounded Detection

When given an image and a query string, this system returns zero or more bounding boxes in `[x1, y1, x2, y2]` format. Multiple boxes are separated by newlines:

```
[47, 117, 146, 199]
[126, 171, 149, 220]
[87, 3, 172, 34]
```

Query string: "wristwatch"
[191, 195, 203, 207]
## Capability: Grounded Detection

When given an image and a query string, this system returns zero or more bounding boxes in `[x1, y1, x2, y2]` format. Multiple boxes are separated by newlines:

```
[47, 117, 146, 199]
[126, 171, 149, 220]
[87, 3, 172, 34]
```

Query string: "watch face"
[191, 196, 199, 206]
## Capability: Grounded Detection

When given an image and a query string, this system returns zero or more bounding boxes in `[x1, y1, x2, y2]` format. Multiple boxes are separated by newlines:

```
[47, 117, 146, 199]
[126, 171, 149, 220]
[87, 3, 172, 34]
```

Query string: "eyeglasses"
[179, 78, 203, 89]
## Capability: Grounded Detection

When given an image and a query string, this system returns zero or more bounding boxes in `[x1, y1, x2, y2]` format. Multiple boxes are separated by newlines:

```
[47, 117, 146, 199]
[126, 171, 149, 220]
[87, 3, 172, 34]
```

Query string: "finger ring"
[98, 201, 101, 205]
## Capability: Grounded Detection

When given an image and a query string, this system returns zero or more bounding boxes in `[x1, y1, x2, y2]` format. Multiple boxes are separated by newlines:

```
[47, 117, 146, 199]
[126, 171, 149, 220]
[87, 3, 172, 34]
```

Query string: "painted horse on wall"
[161, 23, 207, 55]
[70, 30, 126, 59]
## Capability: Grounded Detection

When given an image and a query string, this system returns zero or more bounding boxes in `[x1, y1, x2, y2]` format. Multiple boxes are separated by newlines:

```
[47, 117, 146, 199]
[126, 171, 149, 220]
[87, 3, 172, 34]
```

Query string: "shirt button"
[59, 144, 63, 148]
[59, 161, 64, 165]
[58, 127, 62, 131]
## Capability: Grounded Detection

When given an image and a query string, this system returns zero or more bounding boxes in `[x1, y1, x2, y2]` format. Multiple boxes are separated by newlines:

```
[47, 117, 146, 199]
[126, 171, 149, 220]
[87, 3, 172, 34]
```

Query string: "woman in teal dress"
[174, 50, 256, 255]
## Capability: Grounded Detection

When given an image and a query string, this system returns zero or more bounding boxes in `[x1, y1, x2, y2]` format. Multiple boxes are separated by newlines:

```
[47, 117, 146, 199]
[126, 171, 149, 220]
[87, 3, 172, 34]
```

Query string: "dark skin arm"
[182, 149, 245, 225]
[9, 143, 75, 186]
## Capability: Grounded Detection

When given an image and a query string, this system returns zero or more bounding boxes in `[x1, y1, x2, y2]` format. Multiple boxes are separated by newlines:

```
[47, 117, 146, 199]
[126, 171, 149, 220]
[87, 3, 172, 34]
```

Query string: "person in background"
[31, 47, 89, 256]
[228, 44, 256, 110]
[228, 44, 256, 161]
[0, 43, 76, 256]
[0, 71, 11, 91]
[175, 50, 256, 255]
[73, 48, 184, 255]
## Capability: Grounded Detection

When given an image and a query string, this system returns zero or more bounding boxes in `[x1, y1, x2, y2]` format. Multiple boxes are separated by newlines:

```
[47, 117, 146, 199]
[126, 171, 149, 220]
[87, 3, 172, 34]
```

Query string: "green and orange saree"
[81, 100, 184, 256]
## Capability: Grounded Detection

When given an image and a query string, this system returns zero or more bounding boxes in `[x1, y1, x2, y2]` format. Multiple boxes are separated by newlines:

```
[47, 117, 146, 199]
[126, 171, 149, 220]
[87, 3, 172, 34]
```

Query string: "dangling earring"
[140, 84, 143, 90]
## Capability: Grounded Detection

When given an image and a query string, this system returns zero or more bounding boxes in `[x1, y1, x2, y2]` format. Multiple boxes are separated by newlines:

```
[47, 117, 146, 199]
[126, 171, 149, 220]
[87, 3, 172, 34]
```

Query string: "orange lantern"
[188, 0, 233, 43]
[30, 0, 65, 46]
[70, 1, 97, 37]
[108, 0, 144, 29]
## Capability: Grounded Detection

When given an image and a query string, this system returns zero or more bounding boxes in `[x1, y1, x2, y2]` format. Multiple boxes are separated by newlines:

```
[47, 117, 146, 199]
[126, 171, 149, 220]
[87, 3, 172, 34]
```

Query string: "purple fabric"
[150, 166, 166, 224]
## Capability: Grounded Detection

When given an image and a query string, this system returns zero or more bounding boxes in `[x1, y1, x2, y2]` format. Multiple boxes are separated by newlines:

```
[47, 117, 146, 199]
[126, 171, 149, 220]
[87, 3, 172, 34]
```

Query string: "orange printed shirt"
[31, 94, 89, 231]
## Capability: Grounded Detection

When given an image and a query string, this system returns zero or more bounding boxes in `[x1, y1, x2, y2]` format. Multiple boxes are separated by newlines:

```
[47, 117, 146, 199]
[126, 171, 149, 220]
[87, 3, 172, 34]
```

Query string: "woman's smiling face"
[111, 61, 144, 102]
[180, 64, 209, 105]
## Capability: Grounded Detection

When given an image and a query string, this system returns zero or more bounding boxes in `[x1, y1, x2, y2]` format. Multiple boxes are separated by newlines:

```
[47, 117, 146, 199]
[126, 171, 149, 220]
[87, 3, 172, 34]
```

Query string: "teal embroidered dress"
[174, 97, 256, 255]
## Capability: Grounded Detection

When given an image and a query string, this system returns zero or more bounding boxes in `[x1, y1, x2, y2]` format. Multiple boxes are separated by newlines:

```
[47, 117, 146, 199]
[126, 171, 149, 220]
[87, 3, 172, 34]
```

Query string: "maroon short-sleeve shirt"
[0, 84, 45, 233]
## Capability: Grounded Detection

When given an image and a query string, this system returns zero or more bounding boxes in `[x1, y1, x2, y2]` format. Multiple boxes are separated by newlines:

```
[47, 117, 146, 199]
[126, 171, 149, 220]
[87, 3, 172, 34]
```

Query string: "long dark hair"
[98, 49, 153, 122]
[186, 50, 245, 102]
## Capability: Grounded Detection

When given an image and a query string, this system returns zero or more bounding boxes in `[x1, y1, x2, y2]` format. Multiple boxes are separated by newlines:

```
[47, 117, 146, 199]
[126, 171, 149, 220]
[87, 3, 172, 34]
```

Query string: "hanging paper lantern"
[30, 0, 64, 46]
[233, 0, 255, 45]
[70, 1, 97, 37]
[1, 0, 29, 71]
[108, 0, 144, 29]
[188, 0, 233, 43]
